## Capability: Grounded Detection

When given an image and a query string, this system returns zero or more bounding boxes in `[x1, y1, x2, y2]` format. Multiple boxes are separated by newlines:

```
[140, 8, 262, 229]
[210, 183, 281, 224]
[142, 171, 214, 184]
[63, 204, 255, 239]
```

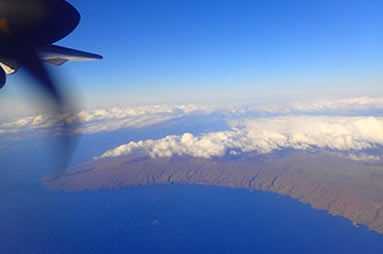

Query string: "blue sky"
[1, 0, 383, 112]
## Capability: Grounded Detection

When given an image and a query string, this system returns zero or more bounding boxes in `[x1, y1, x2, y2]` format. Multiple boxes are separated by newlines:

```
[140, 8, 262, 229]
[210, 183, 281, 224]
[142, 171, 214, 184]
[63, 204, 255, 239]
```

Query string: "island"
[43, 150, 383, 233]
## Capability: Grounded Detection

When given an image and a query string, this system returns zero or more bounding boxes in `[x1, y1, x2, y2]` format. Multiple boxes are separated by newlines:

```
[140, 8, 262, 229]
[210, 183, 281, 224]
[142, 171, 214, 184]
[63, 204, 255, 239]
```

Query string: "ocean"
[1, 125, 383, 254]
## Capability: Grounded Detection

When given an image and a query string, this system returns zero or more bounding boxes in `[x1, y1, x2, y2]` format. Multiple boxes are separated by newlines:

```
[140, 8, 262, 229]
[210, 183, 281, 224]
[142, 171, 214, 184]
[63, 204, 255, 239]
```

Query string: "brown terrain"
[43, 151, 383, 233]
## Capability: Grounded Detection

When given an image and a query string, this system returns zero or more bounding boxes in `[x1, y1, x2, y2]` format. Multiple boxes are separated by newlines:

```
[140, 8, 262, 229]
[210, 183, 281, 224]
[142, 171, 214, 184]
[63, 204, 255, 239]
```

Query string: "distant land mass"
[43, 151, 383, 233]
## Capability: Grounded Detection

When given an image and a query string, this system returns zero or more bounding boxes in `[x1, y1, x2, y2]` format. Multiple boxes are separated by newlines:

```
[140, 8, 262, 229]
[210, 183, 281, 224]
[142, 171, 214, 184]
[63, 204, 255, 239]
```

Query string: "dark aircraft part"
[0, 66, 5, 89]
[0, 0, 80, 48]
[0, 0, 85, 171]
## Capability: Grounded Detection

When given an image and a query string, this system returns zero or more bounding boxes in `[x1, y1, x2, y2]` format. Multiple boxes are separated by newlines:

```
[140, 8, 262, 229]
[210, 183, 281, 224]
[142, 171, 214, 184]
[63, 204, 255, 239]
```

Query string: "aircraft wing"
[38, 45, 103, 66]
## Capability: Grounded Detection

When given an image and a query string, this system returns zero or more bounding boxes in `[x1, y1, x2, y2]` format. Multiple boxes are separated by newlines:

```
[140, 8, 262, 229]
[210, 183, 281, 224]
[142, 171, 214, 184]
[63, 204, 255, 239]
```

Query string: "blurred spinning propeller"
[0, 0, 102, 172]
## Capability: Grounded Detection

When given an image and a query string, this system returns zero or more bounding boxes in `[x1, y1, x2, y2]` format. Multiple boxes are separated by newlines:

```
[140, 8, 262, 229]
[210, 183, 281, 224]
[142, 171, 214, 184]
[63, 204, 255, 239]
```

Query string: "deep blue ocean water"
[1, 119, 383, 254]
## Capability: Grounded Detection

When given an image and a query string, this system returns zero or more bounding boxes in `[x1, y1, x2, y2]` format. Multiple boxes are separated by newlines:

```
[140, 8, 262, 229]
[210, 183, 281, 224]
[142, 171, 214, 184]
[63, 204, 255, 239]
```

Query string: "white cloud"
[292, 97, 383, 113]
[339, 153, 382, 162]
[2, 96, 383, 141]
[97, 115, 383, 160]
[97, 132, 229, 159]
[0, 104, 214, 137]
[247, 97, 383, 115]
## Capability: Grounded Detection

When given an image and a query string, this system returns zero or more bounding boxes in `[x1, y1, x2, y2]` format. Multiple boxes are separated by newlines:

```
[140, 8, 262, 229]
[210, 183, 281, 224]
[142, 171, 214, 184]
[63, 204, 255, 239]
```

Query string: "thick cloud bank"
[97, 116, 383, 161]
[2, 97, 383, 137]
[0, 104, 211, 136]
[3, 96, 383, 161]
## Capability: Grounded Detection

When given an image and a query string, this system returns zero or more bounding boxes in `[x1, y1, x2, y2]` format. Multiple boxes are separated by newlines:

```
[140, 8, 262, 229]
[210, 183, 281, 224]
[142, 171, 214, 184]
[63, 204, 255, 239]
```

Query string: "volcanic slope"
[43, 151, 383, 233]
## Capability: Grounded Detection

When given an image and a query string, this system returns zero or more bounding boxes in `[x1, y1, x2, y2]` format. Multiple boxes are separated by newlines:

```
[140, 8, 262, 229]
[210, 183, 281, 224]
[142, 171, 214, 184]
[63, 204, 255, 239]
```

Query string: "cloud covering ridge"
[97, 115, 383, 161]
[2, 96, 383, 158]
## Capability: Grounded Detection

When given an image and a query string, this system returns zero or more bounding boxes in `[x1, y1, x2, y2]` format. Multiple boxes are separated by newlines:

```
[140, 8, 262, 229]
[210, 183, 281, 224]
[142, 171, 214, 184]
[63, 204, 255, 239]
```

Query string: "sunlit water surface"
[1, 121, 383, 254]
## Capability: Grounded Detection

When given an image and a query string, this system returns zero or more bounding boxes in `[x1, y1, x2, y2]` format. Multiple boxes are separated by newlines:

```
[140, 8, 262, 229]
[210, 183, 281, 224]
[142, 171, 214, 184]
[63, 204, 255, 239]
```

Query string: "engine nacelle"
[0, 67, 5, 89]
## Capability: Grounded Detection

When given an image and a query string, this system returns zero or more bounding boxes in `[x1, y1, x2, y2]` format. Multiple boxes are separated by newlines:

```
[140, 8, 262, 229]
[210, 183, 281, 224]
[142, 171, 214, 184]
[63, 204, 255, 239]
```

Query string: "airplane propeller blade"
[19, 48, 81, 172]
[0, 0, 101, 173]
